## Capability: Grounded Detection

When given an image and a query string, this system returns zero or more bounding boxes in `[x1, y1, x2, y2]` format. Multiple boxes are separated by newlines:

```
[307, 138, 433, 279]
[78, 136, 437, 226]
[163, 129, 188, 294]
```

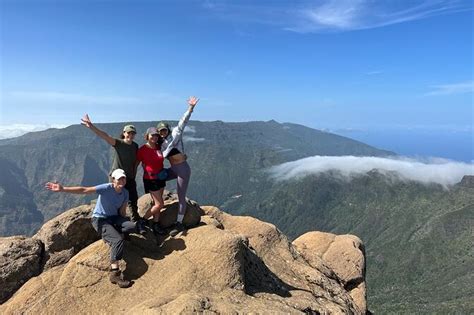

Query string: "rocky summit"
[0, 194, 367, 314]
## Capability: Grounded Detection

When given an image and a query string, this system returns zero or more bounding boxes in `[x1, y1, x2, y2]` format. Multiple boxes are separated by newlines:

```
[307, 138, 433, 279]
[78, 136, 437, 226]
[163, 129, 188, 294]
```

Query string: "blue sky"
[0, 1, 473, 139]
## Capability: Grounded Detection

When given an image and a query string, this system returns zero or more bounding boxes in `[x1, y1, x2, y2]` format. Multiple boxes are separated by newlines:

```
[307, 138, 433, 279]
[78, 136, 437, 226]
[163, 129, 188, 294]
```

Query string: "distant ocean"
[335, 129, 473, 163]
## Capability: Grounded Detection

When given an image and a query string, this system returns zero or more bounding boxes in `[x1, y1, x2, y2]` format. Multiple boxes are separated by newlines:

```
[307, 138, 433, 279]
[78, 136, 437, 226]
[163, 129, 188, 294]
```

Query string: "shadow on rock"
[243, 247, 298, 298]
[122, 233, 187, 281]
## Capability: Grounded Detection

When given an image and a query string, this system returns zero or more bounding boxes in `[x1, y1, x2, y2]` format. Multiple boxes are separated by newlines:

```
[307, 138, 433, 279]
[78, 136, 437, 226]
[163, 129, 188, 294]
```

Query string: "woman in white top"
[156, 96, 199, 237]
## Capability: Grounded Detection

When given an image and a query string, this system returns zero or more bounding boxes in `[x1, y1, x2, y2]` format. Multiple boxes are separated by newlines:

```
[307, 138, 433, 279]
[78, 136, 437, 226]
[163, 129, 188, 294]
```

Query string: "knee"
[150, 205, 162, 214]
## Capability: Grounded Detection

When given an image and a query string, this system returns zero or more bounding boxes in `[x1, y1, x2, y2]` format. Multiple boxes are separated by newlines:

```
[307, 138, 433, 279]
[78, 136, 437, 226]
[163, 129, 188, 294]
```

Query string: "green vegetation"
[227, 172, 474, 314]
[0, 120, 391, 235]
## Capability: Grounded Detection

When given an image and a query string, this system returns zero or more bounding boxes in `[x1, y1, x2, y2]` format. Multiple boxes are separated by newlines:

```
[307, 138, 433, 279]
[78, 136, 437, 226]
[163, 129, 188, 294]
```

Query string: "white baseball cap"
[111, 169, 126, 180]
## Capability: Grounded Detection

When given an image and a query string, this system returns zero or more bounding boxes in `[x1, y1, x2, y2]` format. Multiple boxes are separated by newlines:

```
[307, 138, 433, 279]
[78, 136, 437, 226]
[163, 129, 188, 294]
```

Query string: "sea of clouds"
[269, 155, 474, 187]
[0, 124, 68, 140]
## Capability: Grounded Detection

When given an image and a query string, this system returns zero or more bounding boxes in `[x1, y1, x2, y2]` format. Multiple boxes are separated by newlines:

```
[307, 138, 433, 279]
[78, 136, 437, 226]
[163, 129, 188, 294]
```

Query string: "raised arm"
[45, 182, 96, 194]
[81, 114, 116, 146]
[171, 96, 199, 139]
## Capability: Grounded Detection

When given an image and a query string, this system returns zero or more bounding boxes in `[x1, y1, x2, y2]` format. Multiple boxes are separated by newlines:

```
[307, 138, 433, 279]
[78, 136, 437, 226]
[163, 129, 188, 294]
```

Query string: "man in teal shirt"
[46, 169, 143, 288]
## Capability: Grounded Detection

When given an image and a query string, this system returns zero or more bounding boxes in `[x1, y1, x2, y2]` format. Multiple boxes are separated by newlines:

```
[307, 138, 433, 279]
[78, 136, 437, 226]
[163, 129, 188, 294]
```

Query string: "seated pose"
[81, 114, 145, 235]
[136, 127, 166, 235]
[156, 96, 199, 237]
[45, 169, 143, 288]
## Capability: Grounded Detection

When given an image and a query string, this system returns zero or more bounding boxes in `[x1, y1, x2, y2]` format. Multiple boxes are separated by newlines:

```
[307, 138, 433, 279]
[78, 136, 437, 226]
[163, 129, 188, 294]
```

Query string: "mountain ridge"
[0, 119, 393, 237]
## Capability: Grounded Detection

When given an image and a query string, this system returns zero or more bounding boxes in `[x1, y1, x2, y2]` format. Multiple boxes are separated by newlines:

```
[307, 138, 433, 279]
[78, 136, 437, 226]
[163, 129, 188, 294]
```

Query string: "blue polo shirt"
[92, 183, 129, 218]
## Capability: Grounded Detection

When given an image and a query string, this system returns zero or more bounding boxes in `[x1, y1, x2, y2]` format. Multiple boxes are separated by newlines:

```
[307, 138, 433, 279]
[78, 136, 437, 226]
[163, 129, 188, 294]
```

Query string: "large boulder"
[0, 236, 43, 303]
[293, 231, 367, 314]
[201, 206, 362, 313]
[2, 206, 362, 314]
[33, 204, 99, 270]
[137, 193, 202, 228]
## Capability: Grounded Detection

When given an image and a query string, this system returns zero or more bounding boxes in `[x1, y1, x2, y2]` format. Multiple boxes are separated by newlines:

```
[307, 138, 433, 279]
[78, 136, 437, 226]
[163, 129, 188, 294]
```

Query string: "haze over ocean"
[335, 128, 473, 162]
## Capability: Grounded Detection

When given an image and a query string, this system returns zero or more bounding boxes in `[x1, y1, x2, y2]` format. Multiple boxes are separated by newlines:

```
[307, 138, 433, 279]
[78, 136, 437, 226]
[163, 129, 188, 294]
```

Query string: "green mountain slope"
[227, 171, 474, 314]
[0, 120, 392, 235]
[0, 157, 43, 235]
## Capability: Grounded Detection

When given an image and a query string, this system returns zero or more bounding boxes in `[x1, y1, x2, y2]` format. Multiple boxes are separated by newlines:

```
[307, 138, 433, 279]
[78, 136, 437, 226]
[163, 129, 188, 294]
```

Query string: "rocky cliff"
[0, 194, 367, 314]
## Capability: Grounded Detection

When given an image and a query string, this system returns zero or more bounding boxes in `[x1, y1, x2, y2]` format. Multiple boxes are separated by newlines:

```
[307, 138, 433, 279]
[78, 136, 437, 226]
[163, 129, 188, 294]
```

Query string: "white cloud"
[301, 0, 365, 30]
[293, 0, 472, 32]
[0, 123, 68, 140]
[269, 155, 474, 187]
[182, 127, 206, 141]
[183, 136, 205, 142]
[184, 125, 197, 133]
[425, 80, 474, 96]
[204, 1, 471, 33]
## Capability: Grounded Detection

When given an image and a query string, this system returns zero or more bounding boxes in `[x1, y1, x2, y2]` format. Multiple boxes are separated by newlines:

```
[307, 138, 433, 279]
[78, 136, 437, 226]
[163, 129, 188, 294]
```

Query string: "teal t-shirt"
[92, 183, 129, 218]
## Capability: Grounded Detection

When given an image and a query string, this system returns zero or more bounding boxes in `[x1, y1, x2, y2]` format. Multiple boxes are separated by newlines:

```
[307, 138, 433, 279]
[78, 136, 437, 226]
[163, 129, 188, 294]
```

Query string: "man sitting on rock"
[45, 168, 144, 288]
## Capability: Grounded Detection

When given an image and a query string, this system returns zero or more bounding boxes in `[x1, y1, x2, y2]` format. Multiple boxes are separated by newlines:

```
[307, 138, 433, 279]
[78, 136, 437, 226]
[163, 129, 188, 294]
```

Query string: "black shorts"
[143, 178, 166, 193]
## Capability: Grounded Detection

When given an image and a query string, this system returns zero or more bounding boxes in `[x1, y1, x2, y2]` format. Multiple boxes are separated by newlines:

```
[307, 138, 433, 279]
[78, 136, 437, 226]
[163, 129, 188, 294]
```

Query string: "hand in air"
[45, 182, 63, 192]
[81, 114, 93, 128]
[188, 96, 199, 107]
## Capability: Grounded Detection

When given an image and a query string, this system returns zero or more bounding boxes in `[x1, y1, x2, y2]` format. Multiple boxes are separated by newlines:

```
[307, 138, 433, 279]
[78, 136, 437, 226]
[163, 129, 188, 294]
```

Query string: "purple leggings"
[167, 161, 191, 216]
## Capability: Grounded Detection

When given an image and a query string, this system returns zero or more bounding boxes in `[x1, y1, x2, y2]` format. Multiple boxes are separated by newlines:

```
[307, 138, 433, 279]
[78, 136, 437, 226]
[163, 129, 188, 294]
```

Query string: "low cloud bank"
[0, 124, 68, 140]
[184, 126, 196, 133]
[183, 136, 205, 142]
[269, 155, 474, 187]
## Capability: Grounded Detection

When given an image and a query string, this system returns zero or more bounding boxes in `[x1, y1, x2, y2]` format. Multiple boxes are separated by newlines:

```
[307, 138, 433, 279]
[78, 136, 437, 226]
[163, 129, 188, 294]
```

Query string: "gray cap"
[146, 127, 159, 135]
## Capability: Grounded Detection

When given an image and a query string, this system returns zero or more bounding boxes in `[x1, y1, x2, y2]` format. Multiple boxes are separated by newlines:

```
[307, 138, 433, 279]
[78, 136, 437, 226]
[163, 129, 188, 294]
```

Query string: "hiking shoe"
[152, 222, 167, 235]
[109, 269, 131, 288]
[136, 219, 147, 235]
[169, 222, 185, 237]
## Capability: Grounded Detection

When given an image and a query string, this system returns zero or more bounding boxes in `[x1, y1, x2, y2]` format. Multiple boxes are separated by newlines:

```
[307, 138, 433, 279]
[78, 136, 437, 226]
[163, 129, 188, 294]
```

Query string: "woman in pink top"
[136, 127, 166, 235]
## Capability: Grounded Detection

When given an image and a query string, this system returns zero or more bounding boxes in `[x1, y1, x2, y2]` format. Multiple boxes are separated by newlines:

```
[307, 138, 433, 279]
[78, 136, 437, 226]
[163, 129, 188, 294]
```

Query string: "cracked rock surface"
[293, 231, 367, 314]
[1, 203, 365, 314]
[0, 236, 43, 303]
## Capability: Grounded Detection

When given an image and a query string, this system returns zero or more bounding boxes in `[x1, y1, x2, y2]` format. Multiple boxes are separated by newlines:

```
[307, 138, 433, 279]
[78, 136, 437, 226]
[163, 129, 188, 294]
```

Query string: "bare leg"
[142, 188, 164, 222]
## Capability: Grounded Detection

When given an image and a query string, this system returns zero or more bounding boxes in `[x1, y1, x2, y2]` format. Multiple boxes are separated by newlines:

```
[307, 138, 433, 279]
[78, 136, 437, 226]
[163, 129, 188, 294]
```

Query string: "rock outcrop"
[293, 231, 367, 314]
[0, 236, 42, 303]
[0, 200, 367, 314]
[33, 204, 99, 270]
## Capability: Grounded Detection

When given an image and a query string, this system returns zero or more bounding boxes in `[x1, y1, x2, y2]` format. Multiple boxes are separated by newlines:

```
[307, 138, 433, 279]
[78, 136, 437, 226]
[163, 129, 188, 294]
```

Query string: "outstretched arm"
[172, 96, 199, 139]
[45, 182, 96, 194]
[81, 114, 116, 146]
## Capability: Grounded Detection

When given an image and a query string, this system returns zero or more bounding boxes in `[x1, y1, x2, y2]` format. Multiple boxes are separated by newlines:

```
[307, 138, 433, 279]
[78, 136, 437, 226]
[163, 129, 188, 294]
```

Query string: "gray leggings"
[91, 216, 136, 262]
[167, 161, 191, 216]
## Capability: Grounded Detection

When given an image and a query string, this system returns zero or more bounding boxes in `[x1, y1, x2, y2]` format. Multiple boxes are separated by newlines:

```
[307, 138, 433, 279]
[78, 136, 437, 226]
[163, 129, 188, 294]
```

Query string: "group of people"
[45, 96, 199, 288]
